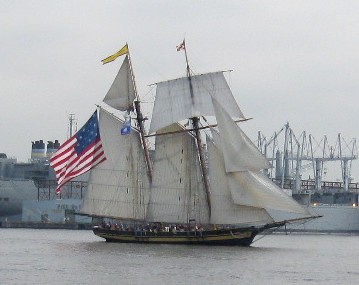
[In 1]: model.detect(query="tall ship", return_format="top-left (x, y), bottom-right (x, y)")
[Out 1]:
top-left (59, 42), bottom-right (316, 246)
top-left (257, 123), bottom-right (359, 233)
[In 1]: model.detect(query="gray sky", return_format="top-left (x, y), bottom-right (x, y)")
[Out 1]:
top-left (1, 1), bottom-right (358, 180)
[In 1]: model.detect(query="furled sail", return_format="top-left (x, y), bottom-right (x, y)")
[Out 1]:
top-left (146, 124), bottom-right (209, 224)
top-left (207, 137), bottom-right (274, 225)
top-left (103, 55), bottom-right (136, 111)
top-left (81, 109), bottom-right (150, 220)
top-left (149, 72), bottom-right (245, 133)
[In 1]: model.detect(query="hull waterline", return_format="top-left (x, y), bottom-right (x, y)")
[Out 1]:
top-left (92, 222), bottom-right (285, 246)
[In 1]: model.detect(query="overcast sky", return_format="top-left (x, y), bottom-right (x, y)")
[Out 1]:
top-left (1, 1), bottom-right (358, 180)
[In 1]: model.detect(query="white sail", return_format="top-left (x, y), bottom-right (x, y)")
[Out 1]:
top-left (149, 72), bottom-right (245, 133)
top-left (146, 124), bottom-right (209, 224)
top-left (207, 137), bottom-right (274, 225)
top-left (210, 102), bottom-right (310, 216)
top-left (103, 56), bottom-right (136, 111)
top-left (212, 98), bottom-right (272, 172)
top-left (81, 109), bottom-right (150, 220)
top-left (227, 171), bottom-right (310, 215)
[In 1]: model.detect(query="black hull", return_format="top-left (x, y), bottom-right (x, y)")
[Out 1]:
top-left (93, 226), bottom-right (269, 246)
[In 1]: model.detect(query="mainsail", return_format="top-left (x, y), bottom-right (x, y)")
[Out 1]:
top-left (146, 124), bottom-right (209, 224)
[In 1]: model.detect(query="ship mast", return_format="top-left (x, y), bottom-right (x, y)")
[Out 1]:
top-left (68, 113), bottom-right (77, 138)
top-left (127, 47), bottom-right (153, 182)
top-left (181, 40), bottom-right (212, 217)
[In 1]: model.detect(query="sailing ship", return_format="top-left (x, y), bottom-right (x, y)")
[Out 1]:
top-left (79, 42), bottom-right (315, 246)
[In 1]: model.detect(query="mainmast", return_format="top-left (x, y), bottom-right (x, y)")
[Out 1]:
top-left (181, 40), bottom-right (212, 217)
top-left (127, 48), bottom-right (153, 182)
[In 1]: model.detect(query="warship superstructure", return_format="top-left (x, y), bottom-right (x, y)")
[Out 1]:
top-left (0, 140), bottom-right (58, 220)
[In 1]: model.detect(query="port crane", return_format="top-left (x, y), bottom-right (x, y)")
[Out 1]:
top-left (257, 123), bottom-right (358, 192)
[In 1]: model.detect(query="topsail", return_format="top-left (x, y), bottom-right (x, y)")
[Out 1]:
top-left (149, 72), bottom-right (245, 133)
top-left (103, 55), bottom-right (136, 111)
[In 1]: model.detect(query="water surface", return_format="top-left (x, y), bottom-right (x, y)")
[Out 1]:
top-left (1, 229), bottom-right (358, 284)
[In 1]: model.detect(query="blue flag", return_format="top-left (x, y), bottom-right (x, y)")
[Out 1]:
top-left (121, 116), bottom-right (131, 135)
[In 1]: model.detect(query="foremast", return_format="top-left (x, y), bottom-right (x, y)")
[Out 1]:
top-left (181, 40), bottom-right (212, 217)
top-left (81, 44), bottom-right (153, 222)
top-left (127, 47), bottom-right (153, 182)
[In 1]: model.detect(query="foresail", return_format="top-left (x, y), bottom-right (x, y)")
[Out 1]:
top-left (149, 72), bottom-right (244, 133)
top-left (80, 109), bottom-right (150, 220)
top-left (212, 98), bottom-right (271, 172)
top-left (146, 124), bottom-right (209, 224)
top-left (103, 56), bottom-right (136, 111)
top-left (207, 137), bottom-right (274, 225)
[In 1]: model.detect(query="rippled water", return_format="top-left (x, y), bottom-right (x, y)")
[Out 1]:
top-left (0, 229), bottom-right (358, 284)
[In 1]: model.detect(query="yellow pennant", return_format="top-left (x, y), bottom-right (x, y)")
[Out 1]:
top-left (101, 44), bottom-right (129, 64)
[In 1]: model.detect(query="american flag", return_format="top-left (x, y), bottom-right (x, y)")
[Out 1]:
top-left (50, 110), bottom-right (106, 194)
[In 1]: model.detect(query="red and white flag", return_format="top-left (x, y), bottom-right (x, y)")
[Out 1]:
top-left (50, 111), bottom-right (106, 194)
top-left (176, 40), bottom-right (185, 51)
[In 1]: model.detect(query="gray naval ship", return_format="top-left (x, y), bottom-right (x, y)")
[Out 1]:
top-left (1, 139), bottom-right (90, 227)
top-left (259, 123), bottom-right (359, 233)
top-left (0, 140), bottom-right (58, 220)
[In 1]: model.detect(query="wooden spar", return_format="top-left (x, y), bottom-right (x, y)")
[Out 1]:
top-left (191, 116), bottom-right (211, 217)
top-left (182, 39), bottom-right (212, 217)
top-left (145, 117), bottom-right (252, 138)
top-left (134, 101), bottom-right (153, 182)
top-left (283, 215), bottom-right (323, 224)
top-left (127, 46), bottom-right (153, 182)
